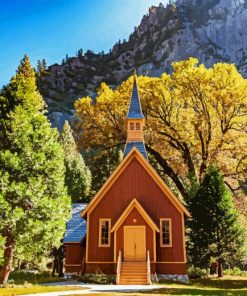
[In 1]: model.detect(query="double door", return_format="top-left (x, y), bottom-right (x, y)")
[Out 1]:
top-left (124, 226), bottom-right (146, 261)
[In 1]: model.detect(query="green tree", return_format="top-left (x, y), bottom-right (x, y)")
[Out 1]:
top-left (0, 55), bottom-right (70, 284)
top-left (0, 54), bottom-right (44, 124)
top-left (83, 147), bottom-right (123, 197)
top-left (188, 166), bottom-right (245, 268)
top-left (60, 121), bottom-right (91, 202)
top-left (37, 59), bottom-right (47, 76)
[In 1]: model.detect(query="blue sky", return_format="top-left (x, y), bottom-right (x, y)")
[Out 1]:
top-left (0, 0), bottom-right (168, 87)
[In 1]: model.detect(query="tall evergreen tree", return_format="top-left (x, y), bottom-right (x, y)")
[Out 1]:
top-left (37, 59), bottom-right (47, 76)
top-left (188, 166), bottom-right (245, 268)
top-left (0, 55), bottom-right (70, 284)
top-left (60, 121), bottom-right (91, 202)
top-left (0, 54), bottom-right (44, 123)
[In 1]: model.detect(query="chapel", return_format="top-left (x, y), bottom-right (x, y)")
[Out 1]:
top-left (64, 75), bottom-right (190, 284)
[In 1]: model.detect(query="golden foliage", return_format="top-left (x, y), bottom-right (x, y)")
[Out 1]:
top-left (74, 58), bottom-right (247, 201)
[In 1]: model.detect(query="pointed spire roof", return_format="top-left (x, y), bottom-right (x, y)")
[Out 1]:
top-left (124, 72), bottom-right (147, 160)
top-left (126, 75), bottom-right (145, 119)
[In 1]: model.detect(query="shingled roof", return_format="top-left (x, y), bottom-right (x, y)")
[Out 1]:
top-left (124, 141), bottom-right (147, 159)
top-left (126, 76), bottom-right (145, 119)
top-left (63, 203), bottom-right (87, 243)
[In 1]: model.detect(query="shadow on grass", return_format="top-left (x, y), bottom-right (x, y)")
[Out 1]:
top-left (9, 271), bottom-right (63, 285)
top-left (190, 278), bottom-right (247, 289)
top-left (59, 290), bottom-right (247, 296)
top-left (66, 278), bottom-right (247, 296)
top-left (144, 287), bottom-right (247, 295)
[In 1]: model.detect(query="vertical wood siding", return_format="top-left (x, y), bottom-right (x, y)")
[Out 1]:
top-left (65, 243), bottom-right (84, 273)
top-left (87, 157), bottom-right (186, 274)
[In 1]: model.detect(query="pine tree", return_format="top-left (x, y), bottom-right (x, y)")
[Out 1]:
top-left (42, 59), bottom-right (47, 70)
top-left (60, 121), bottom-right (91, 202)
top-left (0, 55), bottom-right (70, 284)
top-left (77, 49), bottom-right (83, 58)
top-left (188, 166), bottom-right (245, 268)
top-left (1, 54), bottom-right (44, 114)
top-left (37, 59), bottom-right (47, 76)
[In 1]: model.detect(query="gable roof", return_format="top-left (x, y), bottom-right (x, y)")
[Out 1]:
top-left (64, 203), bottom-right (87, 243)
top-left (82, 147), bottom-right (190, 218)
top-left (124, 141), bottom-right (147, 159)
top-left (111, 198), bottom-right (159, 233)
top-left (126, 76), bottom-right (145, 119)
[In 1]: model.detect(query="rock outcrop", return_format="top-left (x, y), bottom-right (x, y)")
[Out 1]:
top-left (38, 0), bottom-right (247, 128)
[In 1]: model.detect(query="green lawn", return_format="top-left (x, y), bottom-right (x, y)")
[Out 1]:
top-left (8, 271), bottom-right (64, 285)
top-left (0, 271), bottom-right (85, 296)
top-left (1, 275), bottom-right (246, 296)
top-left (65, 276), bottom-right (247, 296)
top-left (0, 286), bottom-right (84, 296)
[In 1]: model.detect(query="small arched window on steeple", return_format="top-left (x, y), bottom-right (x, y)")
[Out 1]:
top-left (136, 122), bottom-right (141, 130)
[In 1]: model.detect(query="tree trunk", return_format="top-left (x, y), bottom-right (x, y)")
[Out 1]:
top-left (146, 145), bottom-right (190, 201)
top-left (0, 236), bottom-right (15, 285)
top-left (217, 258), bottom-right (224, 278)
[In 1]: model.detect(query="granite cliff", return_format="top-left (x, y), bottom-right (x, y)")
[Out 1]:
top-left (37, 0), bottom-right (247, 129)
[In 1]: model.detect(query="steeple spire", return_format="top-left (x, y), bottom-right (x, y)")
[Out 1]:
top-left (123, 74), bottom-right (148, 159)
top-left (126, 73), bottom-right (145, 119)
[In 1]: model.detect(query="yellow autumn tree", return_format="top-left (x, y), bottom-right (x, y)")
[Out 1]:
top-left (75, 58), bottom-right (247, 207)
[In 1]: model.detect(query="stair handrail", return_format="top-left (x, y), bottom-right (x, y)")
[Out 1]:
top-left (116, 250), bottom-right (122, 285)
top-left (147, 250), bottom-right (151, 284)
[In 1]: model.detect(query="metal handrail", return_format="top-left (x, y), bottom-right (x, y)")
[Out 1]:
top-left (147, 250), bottom-right (151, 284)
top-left (116, 250), bottom-right (122, 285)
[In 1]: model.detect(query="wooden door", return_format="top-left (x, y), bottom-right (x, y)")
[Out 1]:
top-left (124, 226), bottom-right (146, 261)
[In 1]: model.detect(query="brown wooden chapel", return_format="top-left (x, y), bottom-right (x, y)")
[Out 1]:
top-left (64, 75), bottom-right (190, 284)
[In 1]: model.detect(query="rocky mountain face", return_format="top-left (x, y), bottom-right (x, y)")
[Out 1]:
top-left (37, 0), bottom-right (247, 129)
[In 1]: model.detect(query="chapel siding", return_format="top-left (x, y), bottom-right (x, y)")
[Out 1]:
top-left (87, 158), bottom-right (185, 264)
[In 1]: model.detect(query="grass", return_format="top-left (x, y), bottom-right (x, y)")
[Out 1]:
top-left (64, 276), bottom-right (247, 296)
top-left (0, 271), bottom-right (86, 296)
top-left (8, 271), bottom-right (64, 285)
top-left (1, 273), bottom-right (246, 296)
top-left (0, 285), bottom-right (84, 296)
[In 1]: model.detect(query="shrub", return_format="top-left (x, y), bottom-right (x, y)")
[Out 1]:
top-left (187, 266), bottom-right (208, 278)
top-left (224, 267), bottom-right (247, 277)
top-left (78, 273), bottom-right (115, 284)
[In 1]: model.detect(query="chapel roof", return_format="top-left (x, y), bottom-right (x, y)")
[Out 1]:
top-left (126, 75), bottom-right (145, 119)
top-left (64, 203), bottom-right (87, 243)
top-left (124, 141), bottom-right (147, 159)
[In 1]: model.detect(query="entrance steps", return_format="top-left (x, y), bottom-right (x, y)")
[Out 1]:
top-left (119, 262), bottom-right (149, 285)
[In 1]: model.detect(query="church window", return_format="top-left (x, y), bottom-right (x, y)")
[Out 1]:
top-left (99, 219), bottom-right (111, 247)
top-left (136, 122), bottom-right (141, 130)
top-left (130, 122), bottom-right (135, 130)
top-left (160, 219), bottom-right (172, 247)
